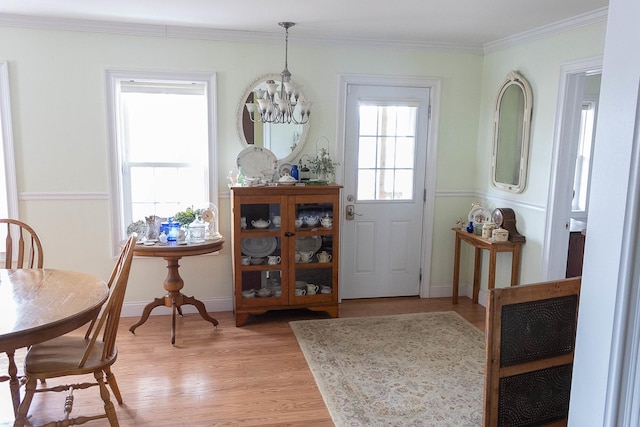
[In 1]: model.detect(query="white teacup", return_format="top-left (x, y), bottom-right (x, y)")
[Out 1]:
top-left (306, 283), bottom-right (319, 295)
top-left (295, 218), bottom-right (303, 228)
top-left (267, 255), bottom-right (281, 265)
top-left (272, 215), bottom-right (281, 227)
top-left (240, 216), bottom-right (247, 229)
top-left (241, 256), bottom-right (251, 265)
top-left (317, 251), bottom-right (332, 263)
top-left (320, 285), bottom-right (332, 294)
top-left (295, 288), bottom-right (307, 296)
top-left (299, 251), bottom-right (314, 263)
top-left (295, 252), bottom-right (301, 263)
top-left (242, 289), bottom-right (256, 298)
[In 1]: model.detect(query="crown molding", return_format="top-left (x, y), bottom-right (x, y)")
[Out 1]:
top-left (0, 12), bottom-right (483, 54)
top-left (0, 13), bottom-right (167, 37)
top-left (0, 8), bottom-right (607, 56)
top-left (484, 7), bottom-right (608, 54)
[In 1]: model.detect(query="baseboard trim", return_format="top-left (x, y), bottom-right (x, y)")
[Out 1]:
top-left (121, 296), bottom-right (234, 318)
top-left (120, 290), bottom-right (486, 318)
top-left (429, 283), bottom-right (471, 298)
top-left (429, 283), bottom-right (488, 307)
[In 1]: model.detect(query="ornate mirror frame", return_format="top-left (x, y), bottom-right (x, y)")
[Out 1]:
top-left (490, 70), bottom-right (533, 193)
top-left (236, 73), bottom-right (310, 164)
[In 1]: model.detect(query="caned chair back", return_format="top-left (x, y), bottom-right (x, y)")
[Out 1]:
top-left (80, 234), bottom-right (136, 366)
top-left (0, 218), bottom-right (43, 268)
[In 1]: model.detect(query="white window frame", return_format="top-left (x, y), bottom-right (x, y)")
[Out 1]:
top-left (0, 60), bottom-right (19, 220)
top-left (571, 99), bottom-right (597, 220)
top-left (105, 69), bottom-right (218, 255)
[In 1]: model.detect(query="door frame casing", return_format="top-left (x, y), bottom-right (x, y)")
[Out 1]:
top-left (542, 56), bottom-right (603, 280)
top-left (336, 74), bottom-right (441, 298)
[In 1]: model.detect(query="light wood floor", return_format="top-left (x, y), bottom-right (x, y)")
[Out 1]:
top-left (0, 297), bottom-right (485, 426)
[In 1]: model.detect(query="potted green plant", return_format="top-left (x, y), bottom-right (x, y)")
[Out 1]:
top-left (174, 206), bottom-right (201, 226)
top-left (309, 148), bottom-right (339, 182)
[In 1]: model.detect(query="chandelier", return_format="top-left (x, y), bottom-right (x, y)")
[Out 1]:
top-left (245, 22), bottom-right (311, 125)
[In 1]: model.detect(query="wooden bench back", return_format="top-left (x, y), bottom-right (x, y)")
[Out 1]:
top-left (483, 277), bottom-right (581, 426)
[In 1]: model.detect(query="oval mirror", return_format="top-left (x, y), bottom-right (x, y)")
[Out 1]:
top-left (236, 73), bottom-right (310, 163)
top-left (490, 70), bottom-right (533, 193)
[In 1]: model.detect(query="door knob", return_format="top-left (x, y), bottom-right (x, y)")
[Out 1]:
top-left (346, 205), bottom-right (362, 220)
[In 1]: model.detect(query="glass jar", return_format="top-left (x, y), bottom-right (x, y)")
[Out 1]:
top-left (189, 215), bottom-right (206, 243)
top-left (160, 217), bottom-right (180, 241)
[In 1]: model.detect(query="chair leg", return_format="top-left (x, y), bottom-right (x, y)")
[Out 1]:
top-left (95, 370), bottom-right (119, 427)
top-left (13, 376), bottom-right (37, 427)
top-left (104, 367), bottom-right (123, 404)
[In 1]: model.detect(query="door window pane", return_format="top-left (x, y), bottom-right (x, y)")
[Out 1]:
top-left (356, 105), bottom-right (417, 201)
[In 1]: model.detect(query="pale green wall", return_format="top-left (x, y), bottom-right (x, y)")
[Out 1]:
top-left (0, 24), bottom-right (484, 311)
top-left (0, 19), bottom-right (608, 312)
top-left (467, 22), bottom-right (606, 299)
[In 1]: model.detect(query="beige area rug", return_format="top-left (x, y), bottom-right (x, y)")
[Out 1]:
top-left (290, 311), bottom-right (485, 426)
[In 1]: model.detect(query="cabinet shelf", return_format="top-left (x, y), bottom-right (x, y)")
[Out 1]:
top-left (230, 185), bottom-right (341, 326)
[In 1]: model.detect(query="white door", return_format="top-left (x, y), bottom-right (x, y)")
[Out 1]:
top-left (340, 84), bottom-right (431, 299)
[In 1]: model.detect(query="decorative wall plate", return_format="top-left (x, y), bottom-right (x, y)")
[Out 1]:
top-left (236, 146), bottom-right (277, 178)
top-left (278, 162), bottom-right (293, 177)
top-left (468, 206), bottom-right (492, 224)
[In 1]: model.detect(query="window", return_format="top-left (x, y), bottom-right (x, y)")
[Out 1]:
top-left (572, 101), bottom-right (596, 217)
top-left (357, 104), bottom-right (417, 201)
top-left (0, 61), bottom-right (18, 220)
top-left (106, 70), bottom-right (217, 248)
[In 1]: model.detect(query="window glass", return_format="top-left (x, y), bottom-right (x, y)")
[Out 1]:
top-left (356, 105), bottom-right (417, 201)
top-left (106, 71), bottom-right (217, 242)
top-left (572, 102), bottom-right (596, 215)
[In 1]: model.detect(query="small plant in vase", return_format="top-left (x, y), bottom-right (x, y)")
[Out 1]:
top-left (310, 148), bottom-right (339, 182)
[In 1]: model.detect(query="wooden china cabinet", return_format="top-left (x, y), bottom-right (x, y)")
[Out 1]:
top-left (230, 184), bottom-right (341, 326)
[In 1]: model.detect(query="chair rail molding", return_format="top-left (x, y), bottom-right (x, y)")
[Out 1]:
top-left (19, 192), bottom-right (110, 201)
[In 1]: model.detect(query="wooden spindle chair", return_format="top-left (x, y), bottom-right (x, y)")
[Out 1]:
top-left (13, 234), bottom-right (137, 427)
top-left (0, 218), bottom-right (44, 269)
top-left (0, 219), bottom-right (44, 415)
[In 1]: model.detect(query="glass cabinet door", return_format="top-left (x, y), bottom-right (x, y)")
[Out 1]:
top-left (291, 194), bottom-right (337, 302)
top-left (236, 196), bottom-right (286, 305)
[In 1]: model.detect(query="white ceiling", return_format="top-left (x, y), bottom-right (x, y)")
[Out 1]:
top-left (0, 0), bottom-right (609, 48)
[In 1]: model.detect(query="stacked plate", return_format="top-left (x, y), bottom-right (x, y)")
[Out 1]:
top-left (241, 237), bottom-right (277, 257)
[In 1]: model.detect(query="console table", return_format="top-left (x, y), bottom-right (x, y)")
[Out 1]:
top-left (451, 228), bottom-right (524, 304)
top-left (129, 237), bottom-right (224, 345)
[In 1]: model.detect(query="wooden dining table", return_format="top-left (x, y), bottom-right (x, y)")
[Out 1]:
top-left (0, 268), bottom-right (108, 417)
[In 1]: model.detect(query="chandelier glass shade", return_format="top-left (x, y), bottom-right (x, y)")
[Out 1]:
top-left (245, 22), bottom-right (311, 125)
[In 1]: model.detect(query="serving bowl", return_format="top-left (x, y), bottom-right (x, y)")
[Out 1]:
top-left (251, 219), bottom-right (270, 229)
